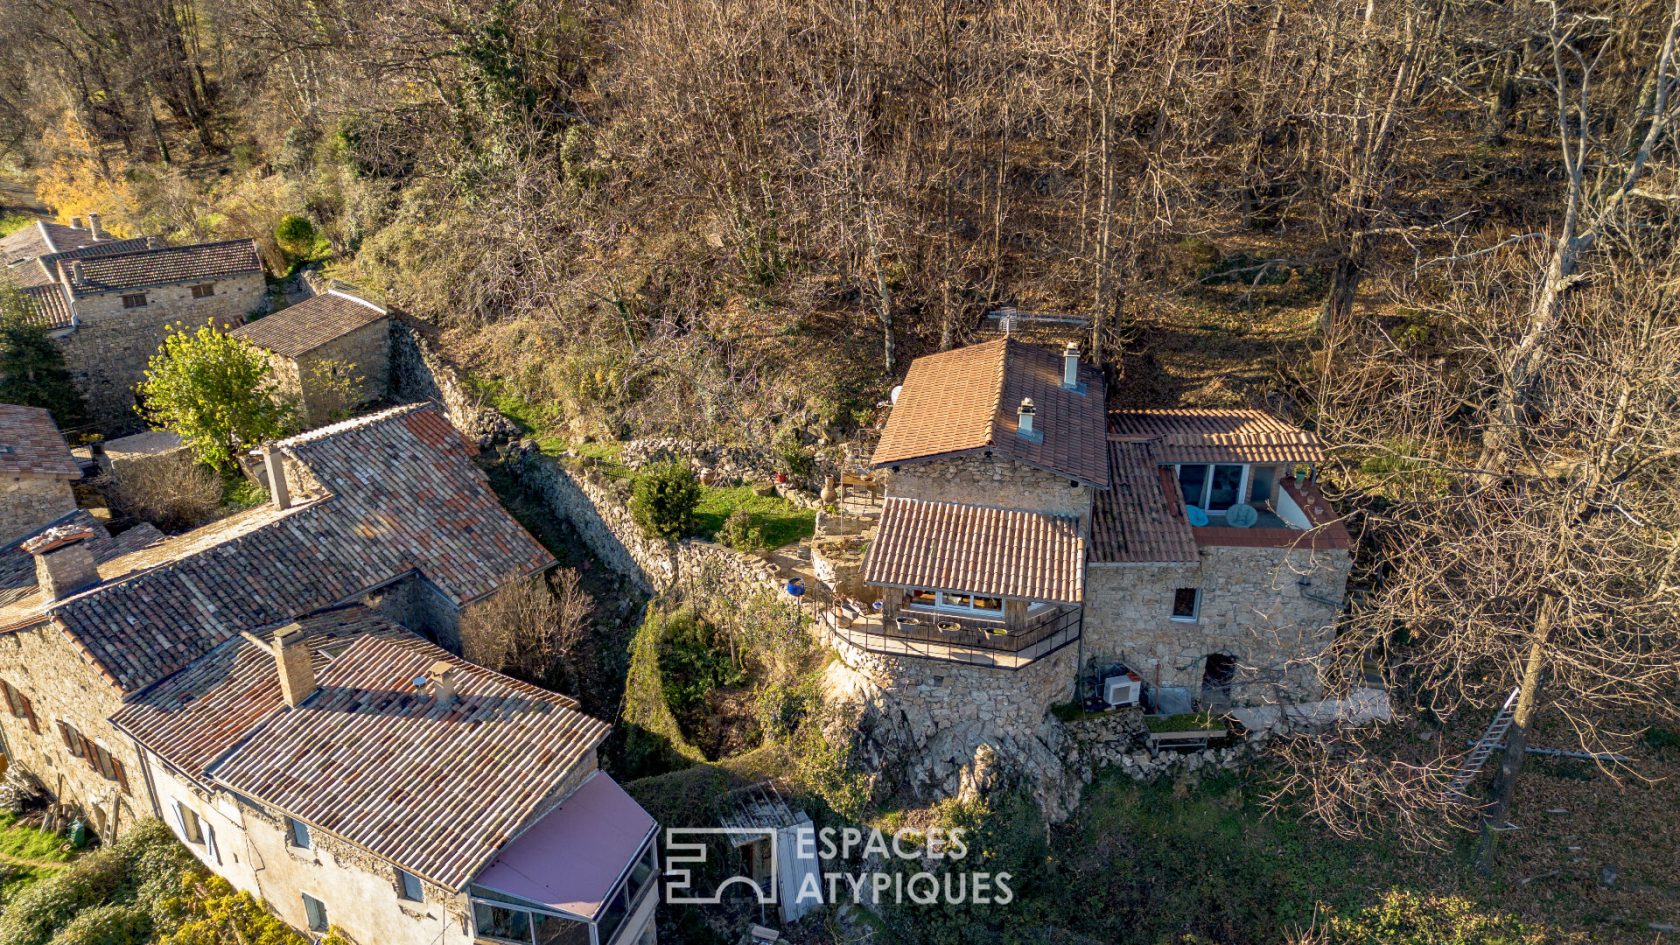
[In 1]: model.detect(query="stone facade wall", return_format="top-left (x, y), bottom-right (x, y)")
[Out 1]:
top-left (0, 476), bottom-right (75, 543)
top-left (146, 757), bottom-right (262, 893)
top-left (59, 271), bottom-right (267, 431)
top-left (883, 454), bottom-right (1091, 518)
top-left (1083, 544), bottom-right (1351, 703)
top-left (0, 621), bottom-right (148, 836)
top-left (366, 575), bottom-right (466, 654)
top-left (268, 317), bottom-right (392, 428)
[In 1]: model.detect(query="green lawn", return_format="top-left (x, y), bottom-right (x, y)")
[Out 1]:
top-left (0, 811), bottom-right (75, 901)
top-left (694, 485), bottom-right (816, 551)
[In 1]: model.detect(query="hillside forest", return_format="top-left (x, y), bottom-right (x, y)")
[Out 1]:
top-left (3, 0), bottom-right (1680, 942)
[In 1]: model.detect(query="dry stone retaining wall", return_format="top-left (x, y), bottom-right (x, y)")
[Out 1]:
top-left (388, 320), bottom-right (515, 448)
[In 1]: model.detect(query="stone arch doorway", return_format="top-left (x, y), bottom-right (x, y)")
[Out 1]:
top-left (1200, 653), bottom-right (1238, 709)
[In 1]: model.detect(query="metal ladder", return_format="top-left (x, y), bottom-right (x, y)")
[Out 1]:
top-left (1446, 687), bottom-right (1521, 799)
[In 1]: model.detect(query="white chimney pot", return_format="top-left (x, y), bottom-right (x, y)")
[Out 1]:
top-left (1063, 343), bottom-right (1081, 389)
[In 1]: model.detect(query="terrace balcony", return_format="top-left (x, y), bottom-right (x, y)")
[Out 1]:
top-left (1189, 477), bottom-right (1352, 553)
top-left (825, 601), bottom-right (1082, 669)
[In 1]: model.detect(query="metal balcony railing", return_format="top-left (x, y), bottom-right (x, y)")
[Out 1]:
top-left (826, 604), bottom-right (1082, 670)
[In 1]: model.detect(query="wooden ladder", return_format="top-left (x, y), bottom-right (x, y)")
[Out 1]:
top-left (1446, 687), bottom-right (1521, 799)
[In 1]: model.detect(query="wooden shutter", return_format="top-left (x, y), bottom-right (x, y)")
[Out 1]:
top-left (111, 757), bottom-right (130, 794)
top-left (18, 693), bottom-right (38, 733)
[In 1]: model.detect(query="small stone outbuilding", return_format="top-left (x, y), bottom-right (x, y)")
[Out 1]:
top-left (2, 218), bottom-right (267, 429)
top-left (0, 404), bottom-right (82, 541)
top-left (231, 290), bottom-right (391, 428)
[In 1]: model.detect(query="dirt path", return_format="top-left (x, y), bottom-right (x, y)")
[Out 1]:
top-left (0, 848), bottom-right (70, 871)
top-left (0, 171), bottom-right (44, 215)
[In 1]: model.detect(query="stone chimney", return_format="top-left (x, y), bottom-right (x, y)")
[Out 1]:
top-left (22, 525), bottom-right (100, 602)
top-left (1017, 398), bottom-right (1037, 438)
top-left (1062, 343), bottom-right (1081, 390)
top-left (70, 216), bottom-right (83, 230)
top-left (274, 623), bottom-right (316, 708)
top-left (263, 445), bottom-right (292, 510)
top-left (426, 661), bottom-right (459, 707)
top-left (67, 260), bottom-right (83, 285)
top-left (86, 213), bottom-right (103, 241)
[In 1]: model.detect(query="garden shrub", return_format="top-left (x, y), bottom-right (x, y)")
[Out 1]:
top-left (47, 903), bottom-right (152, 945)
top-left (658, 611), bottom-right (745, 720)
top-left (716, 507), bottom-right (763, 552)
top-left (630, 461), bottom-right (699, 539)
top-left (153, 875), bottom-right (305, 945)
top-left (274, 214), bottom-right (321, 261)
top-left (110, 459), bottom-right (224, 532)
top-left (0, 848), bottom-right (130, 945)
top-left (1323, 890), bottom-right (1548, 945)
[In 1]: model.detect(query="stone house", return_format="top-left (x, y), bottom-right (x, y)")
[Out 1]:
top-left (0, 404), bottom-right (81, 542)
top-left (231, 289), bottom-right (392, 428)
top-left (830, 337), bottom-right (1350, 721)
top-left (0, 403), bottom-right (658, 945)
top-left (1, 216), bottom-right (266, 430)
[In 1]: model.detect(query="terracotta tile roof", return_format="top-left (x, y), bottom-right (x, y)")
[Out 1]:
top-left (65, 239), bottom-right (262, 295)
top-left (1107, 408), bottom-right (1324, 465)
top-left (203, 625), bottom-right (608, 889)
top-left (9, 260), bottom-right (57, 288)
top-left (111, 606), bottom-right (413, 778)
top-left (0, 511), bottom-right (161, 605)
top-left (1, 404), bottom-right (554, 693)
top-left (19, 284), bottom-right (73, 329)
top-left (872, 339), bottom-right (1109, 486)
top-left (864, 496), bottom-right (1085, 603)
top-left (231, 291), bottom-right (387, 358)
top-left (0, 405), bottom-right (82, 480)
top-left (0, 221), bottom-right (100, 266)
top-left (1089, 441), bottom-right (1198, 564)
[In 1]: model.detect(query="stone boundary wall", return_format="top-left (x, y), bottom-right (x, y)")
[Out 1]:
top-left (387, 319), bottom-right (514, 447)
top-left (501, 444), bottom-right (784, 605)
top-left (386, 318), bottom-right (799, 609)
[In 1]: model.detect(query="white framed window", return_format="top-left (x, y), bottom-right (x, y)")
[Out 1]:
top-left (286, 816), bottom-right (312, 850)
top-left (905, 589), bottom-right (1006, 616)
top-left (1171, 588), bottom-right (1201, 623)
top-left (174, 802), bottom-right (205, 845)
top-left (397, 867), bottom-right (423, 902)
top-left (302, 892), bottom-right (328, 932)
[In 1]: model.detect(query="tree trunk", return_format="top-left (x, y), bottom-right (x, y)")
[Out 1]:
top-left (1476, 608), bottom-right (1552, 871)
top-left (1484, 46), bottom-right (1522, 145)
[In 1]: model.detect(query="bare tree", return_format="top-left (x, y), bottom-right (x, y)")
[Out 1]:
top-left (461, 569), bottom-right (593, 692)
top-left (1278, 227), bottom-right (1680, 866)
top-left (1481, 0), bottom-right (1680, 469)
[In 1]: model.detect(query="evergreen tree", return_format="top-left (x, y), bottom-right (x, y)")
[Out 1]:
top-left (0, 277), bottom-right (89, 433)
